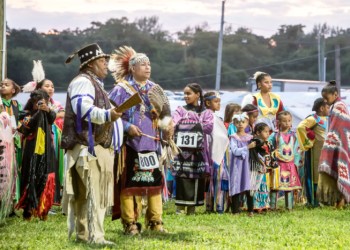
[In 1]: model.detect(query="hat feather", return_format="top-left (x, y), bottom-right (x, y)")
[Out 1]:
top-left (65, 53), bottom-right (76, 64)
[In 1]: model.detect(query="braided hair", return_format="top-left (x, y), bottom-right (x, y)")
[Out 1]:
top-left (35, 79), bottom-right (51, 90)
top-left (186, 83), bottom-right (205, 111)
top-left (253, 122), bottom-right (269, 135)
top-left (253, 71), bottom-right (270, 90)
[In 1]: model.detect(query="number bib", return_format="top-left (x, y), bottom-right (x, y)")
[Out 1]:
top-left (176, 132), bottom-right (198, 148)
top-left (138, 152), bottom-right (159, 170)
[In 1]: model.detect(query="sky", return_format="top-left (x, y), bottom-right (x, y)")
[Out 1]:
top-left (6, 0), bottom-right (350, 38)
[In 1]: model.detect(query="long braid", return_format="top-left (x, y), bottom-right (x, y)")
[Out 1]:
top-left (199, 90), bottom-right (204, 112)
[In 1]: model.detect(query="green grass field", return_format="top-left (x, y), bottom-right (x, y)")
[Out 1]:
top-left (1, 201), bottom-right (349, 250)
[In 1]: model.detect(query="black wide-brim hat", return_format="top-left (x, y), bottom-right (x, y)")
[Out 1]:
top-left (65, 43), bottom-right (110, 69)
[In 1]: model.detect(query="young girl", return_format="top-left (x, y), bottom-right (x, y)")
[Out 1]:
top-left (296, 98), bottom-right (329, 207)
top-left (318, 81), bottom-right (350, 207)
top-left (172, 83), bottom-right (214, 215)
top-left (23, 61), bottom-right (65, 205)
top-left (242, 71), bottom-right (284, 132)
top-left (35, 79), bottom-right (64, 204)
top-left (268, 111), bottom-right (302, 210)
top-left (223, 103), bottom-right (241, 136)
top-left (229, 112), bottom-right (256, 216)
top-left (250, 122), bottom-right (276, 212)
top-left (204, 91), bottom-right (229, 213)
top-left (0, 98), bottom-right (17, 221)
top-left (0, 78), bottom-right (22, 204)
top-left (16, 89), bottom-right (56, 221)
top-left (241, 104), bottom-right (259, 134)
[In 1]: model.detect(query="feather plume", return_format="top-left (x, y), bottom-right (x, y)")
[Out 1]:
top-left (22, 81), bottom-right (37, 93)
top-left (109, 46), bottom-right (136, 81)
top-left (253, 71), bottom-right (266, 80)
top-left (148, 84), bottom-right (171, 120)
top-left (148, 84), bottom-right (179, 164)
top-left (32, 60), bottom-right (45, 83)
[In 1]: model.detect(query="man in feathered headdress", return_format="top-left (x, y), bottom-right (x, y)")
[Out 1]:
top-left (109, 46), bottom-right (168, 235)
top-left (61, 43), bottom-right (122, 245)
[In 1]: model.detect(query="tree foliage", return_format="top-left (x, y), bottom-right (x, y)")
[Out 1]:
top-left (6, 18), bottom-right (350, 91)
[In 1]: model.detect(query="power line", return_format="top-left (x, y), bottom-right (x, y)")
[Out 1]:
top-left (158, 45), bottom-right (350, 83)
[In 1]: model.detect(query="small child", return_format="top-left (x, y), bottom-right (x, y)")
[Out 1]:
top-left (223, 103), bottom-right (241, 136)
top-left (250, 122), bottom-right (277, 212)
top-left (204, 91), bottom-right (229, 213)
top-left (241, 104), bottom-right (259, 134)
top-left (229, 112), bottom-right (256, 216)
top-left (268, 111), bottom-right (302, 210)
top-left (296, 98), bottom-right (329, 207)
top-left (223, 103), bottom-right (241, 212)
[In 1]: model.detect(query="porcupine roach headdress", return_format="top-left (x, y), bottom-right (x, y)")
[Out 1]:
top-left (22, 60), bottom-right (46, 93)
top-left (109, 46), bottom-right (149, 82)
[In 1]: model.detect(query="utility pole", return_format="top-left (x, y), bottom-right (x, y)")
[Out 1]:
top-left (0, 0), bottom-right (6, 80)
top-left (323, 57), bottom-right (327, 82)
top-left (335, 44), bottom-right (341, 96)
top-left (215, 0), bottom-right (225, 91)
top-left (317, 34), bottom-right (325, 82)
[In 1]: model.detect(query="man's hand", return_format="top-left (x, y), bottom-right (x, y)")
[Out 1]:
top-left (110, 109), bottom-right (122, 122)
top-left (127, 124), bottom-right (142, 137)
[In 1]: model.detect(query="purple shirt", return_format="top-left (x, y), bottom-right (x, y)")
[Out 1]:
top-left (172, 105), bottom-right (214, 174)
top-left (109, 77), bottom-right (158, 152)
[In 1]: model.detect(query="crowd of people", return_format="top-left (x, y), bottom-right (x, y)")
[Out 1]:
top-left (0, 42), bottom-right (350, 245)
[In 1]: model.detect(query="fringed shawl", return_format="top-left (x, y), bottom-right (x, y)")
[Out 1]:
top-left (319, 99), bottom-right (350, 202)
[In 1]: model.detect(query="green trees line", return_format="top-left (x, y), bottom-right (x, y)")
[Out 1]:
top-left (6, 17), bottom-right (350, 91)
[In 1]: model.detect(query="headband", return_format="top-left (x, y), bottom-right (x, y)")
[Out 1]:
top-left (246, 108), bottom-right (258, 114)
top-left (204, 92), bottom-right (221, 101)
top-left (129, 53), bottom-right (150, 70)
top-left (232, 112), bottom-right (248, 122)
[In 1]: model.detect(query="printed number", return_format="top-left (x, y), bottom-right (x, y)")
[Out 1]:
top-left (181, 135), bottom-right (195, 146)
top-left (176, 132), bottom-right (198, 148)
top-left (138, 152), bottom-right (159, 170)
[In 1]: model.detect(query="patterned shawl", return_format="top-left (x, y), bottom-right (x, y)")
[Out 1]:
top-left (319, 98), bottom-right (350, 202)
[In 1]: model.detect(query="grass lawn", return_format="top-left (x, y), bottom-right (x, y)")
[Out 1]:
top-left (1, 201), bottom-right (349, 250)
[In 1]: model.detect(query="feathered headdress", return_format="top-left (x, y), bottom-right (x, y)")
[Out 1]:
top-left (108, 46), bottom-right (136, 81)
top-left (22, 60), bottom-right (45, 93)
top-left (108, 46), bottom-right (150, 82)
